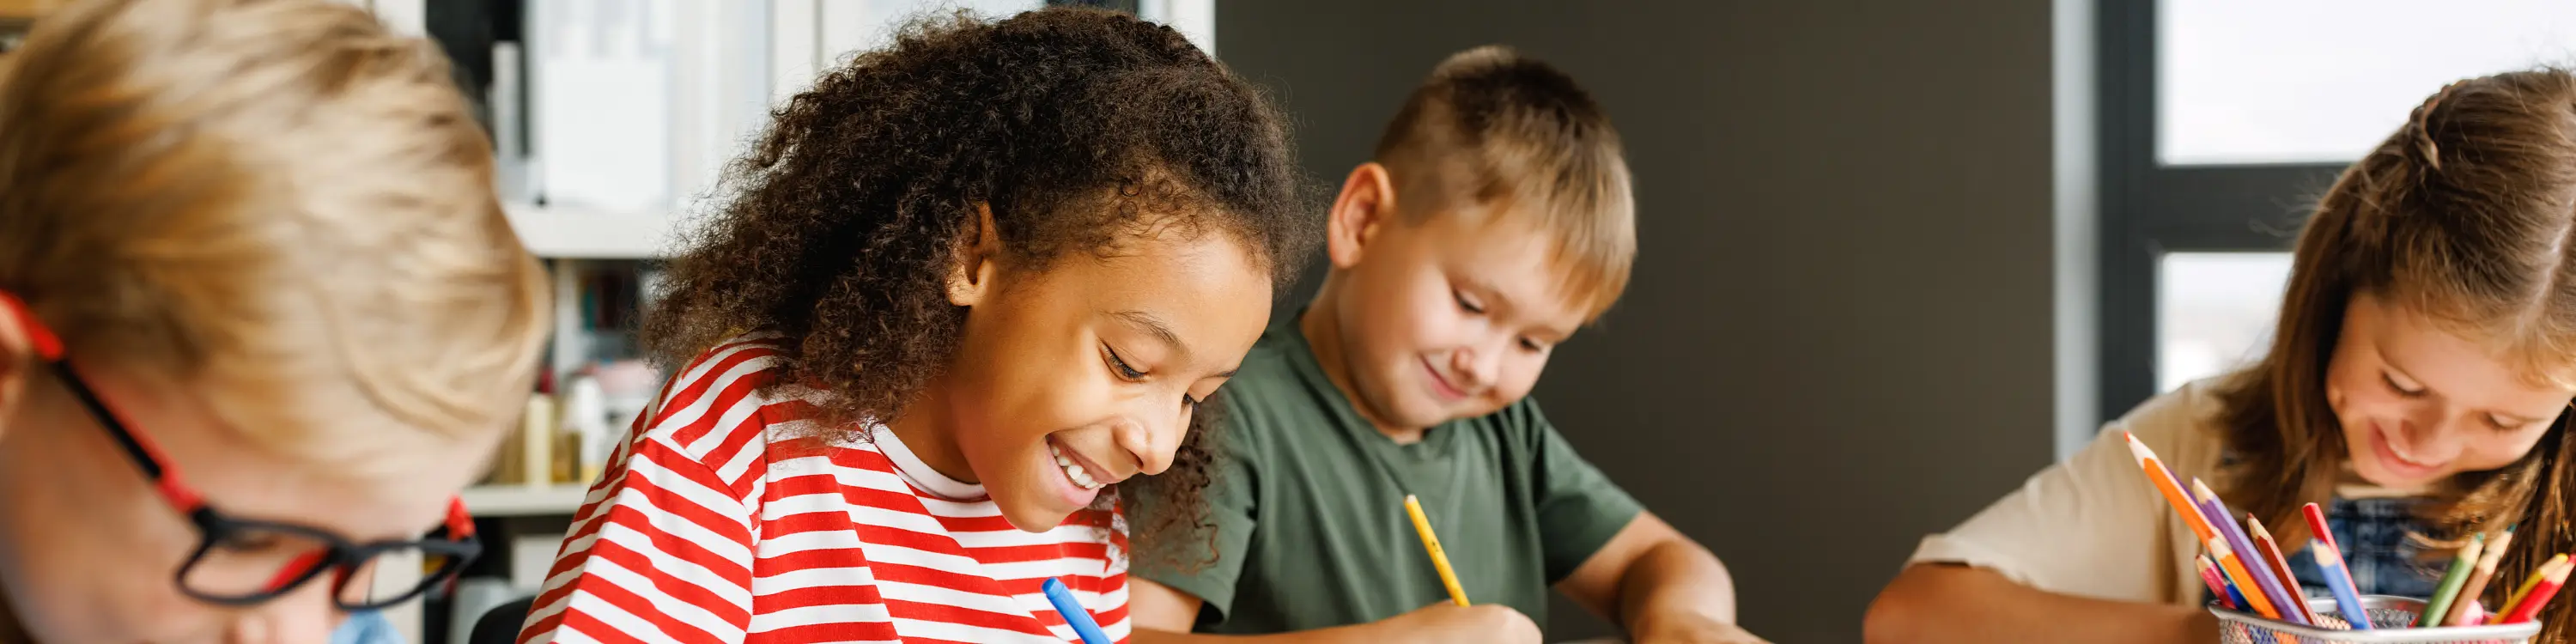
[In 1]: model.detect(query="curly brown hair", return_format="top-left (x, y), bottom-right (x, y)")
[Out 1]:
top-left (644, 8), bottom-right (1311, 559)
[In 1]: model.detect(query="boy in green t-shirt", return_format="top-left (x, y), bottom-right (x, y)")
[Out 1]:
top-left (1130, 46), bottom-right (1765, 644)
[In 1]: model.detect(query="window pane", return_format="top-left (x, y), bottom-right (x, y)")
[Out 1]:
top-left (2159, 252), bottom-right (2293, 392)
top-left (2159, 0), bottom-right (2576, 165)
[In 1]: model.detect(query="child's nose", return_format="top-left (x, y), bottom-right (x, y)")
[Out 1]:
top-left (1451, 343), bottom-right (1504, 389)
top-left (225, 592), bottom-right (337, 644)
top-left (1115, 415), bottom-right (1173, 477)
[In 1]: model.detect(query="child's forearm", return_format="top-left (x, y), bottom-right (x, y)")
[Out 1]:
top-left (1864, 564), bottom-right (2215, 644)
top-left (1132, 625), bottom-right (1382, 644)
top-left (1131, 600), bottom-right (1540, 644)
top-left (1615, 538), bottom-right (1747, 639)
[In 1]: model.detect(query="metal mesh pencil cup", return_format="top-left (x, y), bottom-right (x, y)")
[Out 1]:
top-left (2213, 595), bottom-right (2543, 644)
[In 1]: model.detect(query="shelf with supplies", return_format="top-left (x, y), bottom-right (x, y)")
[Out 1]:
top-left (459, 483), bottom-right (592, 517)
top-left (475, 259), bottom-right (664, 513)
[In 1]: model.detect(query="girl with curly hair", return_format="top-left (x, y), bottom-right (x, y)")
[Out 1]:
top-left (517, 7), bottom-right (1314, 643)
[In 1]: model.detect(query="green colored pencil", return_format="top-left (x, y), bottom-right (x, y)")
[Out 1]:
top-left (2419, 533), bottom-right (2487, 627)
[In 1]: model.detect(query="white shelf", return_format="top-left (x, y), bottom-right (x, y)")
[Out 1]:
top-left (503, 202), bottom-right (678, 259)
top-left (460, 484), bottom-right (592, 517)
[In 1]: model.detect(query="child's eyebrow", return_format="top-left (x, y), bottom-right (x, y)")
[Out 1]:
top-left (1113, 310), bottom-right (1191, 365)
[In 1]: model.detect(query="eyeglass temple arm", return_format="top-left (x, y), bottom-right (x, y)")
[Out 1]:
top-left (0, 290), bottom-right (62, 361)
top-left (3, 290), bottom-right (204, 512)
top-left (11, 292), bottom-right (474, 543)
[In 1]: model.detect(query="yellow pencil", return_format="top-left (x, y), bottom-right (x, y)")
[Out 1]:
top-left (1403, 494), bottom-right (1469, 606)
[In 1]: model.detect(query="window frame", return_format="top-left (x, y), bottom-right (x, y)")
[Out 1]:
top-left (2095, 0), bottom-right (2350, 421)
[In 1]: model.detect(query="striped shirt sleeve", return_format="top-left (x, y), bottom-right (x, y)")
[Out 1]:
top-left (519, 341), bottom-right (780, 644)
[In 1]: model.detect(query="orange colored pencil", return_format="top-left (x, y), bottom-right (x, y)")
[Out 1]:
top-left (2209, 536), bottom-right (2283, 621)
top-left (2125, 432), bottom-right (2216, 544)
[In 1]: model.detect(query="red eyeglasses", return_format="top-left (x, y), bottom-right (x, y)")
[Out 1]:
top-left (0, 290), bottom-right (479, 610)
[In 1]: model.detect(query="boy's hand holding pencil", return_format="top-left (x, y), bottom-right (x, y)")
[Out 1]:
top-left (1388, 495), bottom-right (1542, 643)
top-left (1372, 602), bottom-right (1541, 644)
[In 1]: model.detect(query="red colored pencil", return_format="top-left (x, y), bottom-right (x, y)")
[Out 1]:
top-left (2249, 517), bottom-right (2319, 625)
top-left (2498, 557), bottom-right (2571, 624)
top-left (2301, 502), bottom-right (2336, 552)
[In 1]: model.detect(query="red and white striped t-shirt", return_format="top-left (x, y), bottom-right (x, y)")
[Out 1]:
top-left (517, 337), bottom-right (1131, 644)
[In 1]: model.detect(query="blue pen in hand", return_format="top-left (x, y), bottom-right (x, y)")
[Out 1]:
top-left (1043, 577), bottom-right (1112, 644)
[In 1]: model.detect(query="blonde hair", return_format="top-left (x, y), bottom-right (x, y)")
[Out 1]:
top-left (2215, 69), bottom-right (2576, 643)
top-left (1374, 46), bottom-right (1636, 320)
top-left (0, 0), bottom-right (549, 466)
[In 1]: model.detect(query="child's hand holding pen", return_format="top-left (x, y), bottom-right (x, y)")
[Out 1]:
top-left (1371, 601), bottom-right (1541, 644)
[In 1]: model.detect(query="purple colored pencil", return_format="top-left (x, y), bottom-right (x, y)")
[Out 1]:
top-left (2193, 479), bottom-right (2306, 625)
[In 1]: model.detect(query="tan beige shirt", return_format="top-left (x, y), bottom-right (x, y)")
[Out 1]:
top-left (1909, 379), bottom-right (2413, 605)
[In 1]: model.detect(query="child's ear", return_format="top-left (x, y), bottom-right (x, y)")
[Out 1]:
top-left (1325, 162), bottom-right (1400, 270)
top-left (945, 203), bottom-right (1007, 307)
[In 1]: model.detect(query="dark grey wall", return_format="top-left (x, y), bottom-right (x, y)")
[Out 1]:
top-left (1218, 2), bottom-right (2064, 641)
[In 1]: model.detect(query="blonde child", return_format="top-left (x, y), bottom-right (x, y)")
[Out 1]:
top-left (1127, 46), bottom-right (1764, 644)
top-left (0, 0), bottom-right (550, 641)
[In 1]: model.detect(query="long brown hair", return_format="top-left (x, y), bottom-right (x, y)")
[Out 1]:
top-left (2215, 69), bottom-right (2576, 641)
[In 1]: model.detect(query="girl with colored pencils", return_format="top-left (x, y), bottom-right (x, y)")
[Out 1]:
top-left (1866, 69), bottom-right (2576, 644)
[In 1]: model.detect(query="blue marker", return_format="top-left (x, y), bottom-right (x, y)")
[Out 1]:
top-left (1042, 577), bottom-right (1112, 644)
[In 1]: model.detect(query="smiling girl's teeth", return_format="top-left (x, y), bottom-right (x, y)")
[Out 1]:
top-left (1049, 442), bottom-right (1105, 490)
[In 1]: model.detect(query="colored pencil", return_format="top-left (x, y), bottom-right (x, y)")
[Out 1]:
top-left (2483, 554), bottom-right (2566, 623)
top-left (2418, 533), bottom-right (2485, 627)
top-left (2498, 557), bottom-right (2572, 624)
top-left (2302, 502), bottom-right (2337, 552)
top-left (2195, 479), bottom-right (2304, 624)
top-left (1041, 578), bottom-right (1111, 644)
top-left (2248, 516), bottom-right (2319, 625)
top-left (2124, 432), bottom-right (2218, 544)
top-left (2210, 536), bottom-right (2284, 621)
top-left (2198, 554), bottom-right (2238, 610)
top-left (1403, 495), bottom-right (1470, 606)
top-left (2494, 554), bottom-right (2570, 626)
top-left (2445, 527), bottom-right (2514, 626)
top-left (2310, 541), bottom-right (2374, 630)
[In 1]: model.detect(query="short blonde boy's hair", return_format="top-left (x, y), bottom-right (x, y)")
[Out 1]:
top-left (1375, 46), bottom-right (1636, 320)
top-left (0, 0), bottom-right (549, 465)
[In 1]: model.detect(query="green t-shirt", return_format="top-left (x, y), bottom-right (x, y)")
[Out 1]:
top-left (1133, 316), bottom-right (1644, 634)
